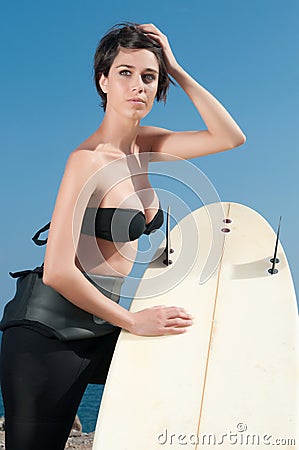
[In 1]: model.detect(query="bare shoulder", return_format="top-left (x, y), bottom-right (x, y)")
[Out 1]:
top-left (55, 148), bottom-right (110, 207)
top-left (137, 126), bottom-right (172, 160)
top-left (138, 125), bottom-right (171, 143)
top-left (67, 147), bottom-right (105, 170)
top-left (65, 144), bottom-right (130, 198)
top-left (64, 147), bottom-right (110, 183)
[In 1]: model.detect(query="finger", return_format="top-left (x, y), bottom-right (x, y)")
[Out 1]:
top-left (143, 32), bottom-right (161, 39)
top-left (138, 24), bottom-right (165, 39)
top-left (164, 306), bottom-right (193, 319)
top-left (164, 318), bottom-right (193, 328)
top-left (141, 32), bottom-right (163, 46)
top-left (163, 327), bottom-right (188, 335)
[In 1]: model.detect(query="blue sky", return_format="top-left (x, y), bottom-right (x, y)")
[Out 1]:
top-left (0, 0), bottom-right (298, 312)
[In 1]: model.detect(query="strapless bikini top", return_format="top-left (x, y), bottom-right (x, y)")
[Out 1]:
top-left (80, 203), bottom-right (164, 242)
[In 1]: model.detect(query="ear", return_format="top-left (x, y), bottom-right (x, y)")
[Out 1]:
top-left (99, 73), bottom-right (108, 94)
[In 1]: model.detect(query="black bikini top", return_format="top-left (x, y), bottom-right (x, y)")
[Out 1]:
top-left (80, 203), bottom-right (164, 242)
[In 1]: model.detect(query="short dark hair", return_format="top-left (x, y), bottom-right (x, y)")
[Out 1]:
top-left (93, 22), bottom-right (172, 110)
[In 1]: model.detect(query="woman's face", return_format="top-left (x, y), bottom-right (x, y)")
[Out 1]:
top-left (99, 47), bottom-right (159, 120)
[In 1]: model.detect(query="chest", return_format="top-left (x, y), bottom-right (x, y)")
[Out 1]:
top-left (89, 153), bottom-right (157, 212)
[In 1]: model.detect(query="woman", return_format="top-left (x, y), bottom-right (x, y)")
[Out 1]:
top-left (0, 23), bottom-right (246, 449)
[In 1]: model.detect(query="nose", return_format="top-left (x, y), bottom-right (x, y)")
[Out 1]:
top-left (131, 75), bottom-right (144, 93)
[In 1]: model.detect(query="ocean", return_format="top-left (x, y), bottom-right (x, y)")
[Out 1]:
top-left (0, 334), bottom-right (105, 433)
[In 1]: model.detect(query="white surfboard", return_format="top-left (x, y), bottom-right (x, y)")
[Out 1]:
top-left (92, 202), bottom-right (298, 450)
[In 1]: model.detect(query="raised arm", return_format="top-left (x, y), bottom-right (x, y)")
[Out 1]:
top-left (138, 24), bottom-right (246, 162)
top-left (43, 150), bottom-right (193, 336)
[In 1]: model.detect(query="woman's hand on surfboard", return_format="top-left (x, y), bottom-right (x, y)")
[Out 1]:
top-left (137, 23), bottom-right (180, 76)
top-left (128, 306), bottom-right (193, 336)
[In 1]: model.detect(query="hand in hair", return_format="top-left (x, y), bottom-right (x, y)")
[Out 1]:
top-left (138, 24), bottom-right (180, 77)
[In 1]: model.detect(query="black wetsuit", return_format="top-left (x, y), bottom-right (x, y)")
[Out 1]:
top-left (0, 205), bottom-right (164, 449)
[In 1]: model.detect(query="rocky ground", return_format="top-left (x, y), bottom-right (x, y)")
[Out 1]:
top-left (64, 430), bottom-right (95, 449)
top-left (0, 416), bottom-right (95, 449)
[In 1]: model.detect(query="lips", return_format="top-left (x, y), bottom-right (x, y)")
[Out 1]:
top-left (128, 98), bottom-right (145, 104)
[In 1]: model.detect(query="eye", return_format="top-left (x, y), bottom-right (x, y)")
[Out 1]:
top-left (143, 73), bottom-right (156, 83)
top-left (119, 70), bottom-right (131, 76)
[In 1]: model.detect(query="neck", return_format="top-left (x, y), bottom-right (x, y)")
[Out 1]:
top-left (96, 109), bottom-right (141, 155)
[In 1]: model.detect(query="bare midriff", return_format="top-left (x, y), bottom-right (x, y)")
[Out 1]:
top-left (75, 235), bottom-right (139, 277)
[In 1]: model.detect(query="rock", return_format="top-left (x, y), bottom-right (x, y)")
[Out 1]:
top-left (0, 420), bottom-right (5, 448)
top-left (65, 431), bottom-right (95, 449)
top-left (65, 415), bottom-right (94, 449)
top-left (0, 431), bottom-right (5, 449)
top-left (71, 415), bottom-right (83, 434)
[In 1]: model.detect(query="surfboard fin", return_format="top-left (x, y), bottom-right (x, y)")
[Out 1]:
top-left (268, 216), bottom-right (282, 275)
top-left (163, 206), bottom-right (174, 266)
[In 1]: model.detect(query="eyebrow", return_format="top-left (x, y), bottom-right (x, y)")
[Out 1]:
top-left (115, 64), bottom-right (159, 74)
